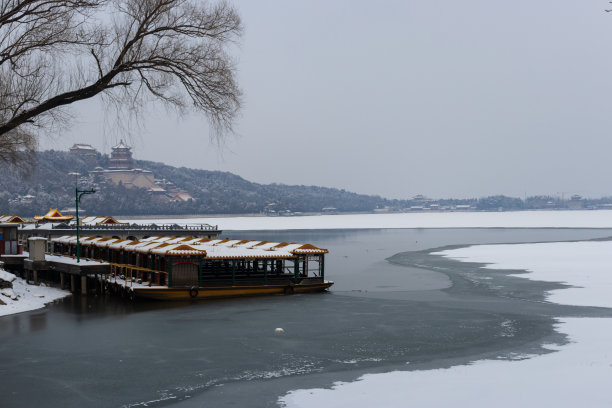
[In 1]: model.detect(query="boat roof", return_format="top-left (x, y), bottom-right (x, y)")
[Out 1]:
top-left (51, 235), bottom-right (328, 259)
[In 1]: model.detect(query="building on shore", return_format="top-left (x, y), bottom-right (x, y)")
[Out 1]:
top-left (34, 209), bottom-right (74, 223)
top-left (0, 223), bottom-right (21, 255)
top-left (0, 215), bottom-right (27, 223)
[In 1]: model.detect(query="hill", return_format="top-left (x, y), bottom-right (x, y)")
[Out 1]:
top-left (3, 150), bottom-right (607, 217)
top-left (0, 150), bottom-right (397, 216)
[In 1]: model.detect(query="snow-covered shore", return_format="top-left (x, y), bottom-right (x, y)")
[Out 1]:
top-left (434, 241), bottom-right (612, 308)
top-left (127, 209), bottom-right (612, 231)
top-left (280, 239), bottom-right (612, 408)
top-left (0, 269), bottom-right (70, 317)
top-left (280, 318), bottom-right (612, 408)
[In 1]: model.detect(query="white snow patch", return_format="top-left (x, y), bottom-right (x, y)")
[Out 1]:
top-left (280, 318), bottom-right (612, 408)
top-left (127, 210), bottom-right (612, 231)
top-left (0, 269), bottom-right (16, 282)
top-left (434, 240), bottom-right (612, 308)
top-left (44, 254), bottom-right (108, 266)
top-left (0, 269), bottom-right (71, 317)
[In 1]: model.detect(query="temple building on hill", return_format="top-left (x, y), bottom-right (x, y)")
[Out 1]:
top-left (70, 143), bottom-right (97, 157)
top-left (90, 140), bottom-right (157, 190)
top-left (92, 167), bottom-right (157, 190)
top-left (70, 143), bottom-right (98, 163)
top-left (108, 140), bottom-right (134, 169)
top-left (69, 140), bottom-right (194, 202)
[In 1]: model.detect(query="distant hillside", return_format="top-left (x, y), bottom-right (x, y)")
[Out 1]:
top-left (0, 150), bottom-right (397, 216)
top-left (2, 150), bottom-right (605, 217)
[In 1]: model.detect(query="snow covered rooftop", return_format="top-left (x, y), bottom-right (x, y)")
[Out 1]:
top-left (0, 214), bottom-right (27, 223)
top-left (80, 216), bottom-right (128, 226)
top-left (51, 234), bottom-right (328, 259)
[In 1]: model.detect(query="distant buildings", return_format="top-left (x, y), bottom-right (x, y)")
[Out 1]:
top-left (70, 140), bottom-right (194, 202)
top-left (69, 143), bottom-right (97, 157)
top-left (108, 140), bottom-right (133, 169)
top-left (568, 194), bottom-right (583, 210)
top-left (89, 140), bottom-right (156, 190)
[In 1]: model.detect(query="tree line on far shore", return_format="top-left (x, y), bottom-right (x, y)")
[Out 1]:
top-left (0, 150), bottom-right (608, 217)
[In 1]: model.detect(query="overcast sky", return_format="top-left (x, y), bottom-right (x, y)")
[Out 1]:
top-left (40, 0), bottom-right (612, 199)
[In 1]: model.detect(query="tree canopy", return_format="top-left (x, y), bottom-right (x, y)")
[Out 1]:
top-left (0, 0), bottom-right (242, 165)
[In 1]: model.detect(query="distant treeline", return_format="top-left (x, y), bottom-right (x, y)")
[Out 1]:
top-left (0, 150), bottom-right (608, 216)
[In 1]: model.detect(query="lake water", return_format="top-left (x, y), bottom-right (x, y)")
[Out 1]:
top-left (2, 228), bottom-right (612, 407)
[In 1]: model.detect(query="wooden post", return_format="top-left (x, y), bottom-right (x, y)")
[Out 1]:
top-left (33, 270), bottom-right (38, 284)
top-left (198, 261), bottom-right (203, 287)
top-left (167, 257), bottom-right (172, 287)
top-left (264, 259), bottom-right (268, 284)
top-left (60, 272), bottom-right (65, 289)
top-left (232, 260), bottom-right (236, 285)
top-left (70, 275), bottom-right (75, 293)
top-left (81, 276), bottom-right (87, 295)
top-left (320, 255), bottom-right (325, 280)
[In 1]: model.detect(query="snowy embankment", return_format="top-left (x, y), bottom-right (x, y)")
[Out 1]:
top-left (128, 209), bottom-right (612, 231)
top-left (434, 241), bottom-right (612, 308)
top-left (0, 269), bottom-right (70, 317)
top-left (280, 240), bottom-right (612, 407)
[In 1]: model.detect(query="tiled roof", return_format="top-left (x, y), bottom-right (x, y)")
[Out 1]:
top-left (52, 235), bottom-right (328, 258)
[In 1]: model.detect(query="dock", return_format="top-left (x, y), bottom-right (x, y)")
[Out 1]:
top-left (2, 237), bottom-right (110, 296)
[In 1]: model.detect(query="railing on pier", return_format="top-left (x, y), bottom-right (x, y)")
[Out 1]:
top-left (52, 223), bottom-right (219, 231)
top-left (108, 263), bottom-right (168, 289)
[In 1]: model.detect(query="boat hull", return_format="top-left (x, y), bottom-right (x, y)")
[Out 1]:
top-left (132, 281), bottom-right (333, 300)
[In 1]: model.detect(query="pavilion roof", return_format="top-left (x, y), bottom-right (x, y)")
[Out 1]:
top-left (51, 235), bottom-right (328, 259)
top-left (0, 214), bottom-right (27, 223)
top-left (34, 208), bottom-right (74, 222)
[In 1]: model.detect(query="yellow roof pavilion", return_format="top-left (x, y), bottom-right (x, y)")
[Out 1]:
top-left (34, 208), bottom-right (74, 222)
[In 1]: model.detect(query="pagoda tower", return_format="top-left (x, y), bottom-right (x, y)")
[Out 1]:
top-left (109, 139), bottom-right (134, 170)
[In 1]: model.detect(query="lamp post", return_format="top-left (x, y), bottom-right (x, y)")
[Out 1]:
top-left (70, 172), bottom-right (96, 263)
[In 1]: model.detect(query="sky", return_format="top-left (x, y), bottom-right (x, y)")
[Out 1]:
top-left (40, 0), bottom-right (612, 199)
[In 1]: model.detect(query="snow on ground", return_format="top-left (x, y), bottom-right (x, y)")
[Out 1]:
top-left (280, 240), bottom-right (612, 407)
top-left (434, 241), bottom-right (612, 308)
top-left (127, 210), bottom-right (612, 231)
top-left (0, 269), bottom-right (71, 317)
top-left (280, 318), bottom-right (612, 408)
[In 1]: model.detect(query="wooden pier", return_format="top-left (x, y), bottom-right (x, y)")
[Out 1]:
top-left (1, 237), bottom-right (110, 296)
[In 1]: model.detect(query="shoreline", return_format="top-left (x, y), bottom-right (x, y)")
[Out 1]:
top-left (124, 209), bottom-right (612, 231)
top-left (0, 270), bottom-right (71, 317)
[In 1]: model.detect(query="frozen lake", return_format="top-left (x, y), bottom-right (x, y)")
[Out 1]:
top-left (1, 228), bottom-right (612, 407)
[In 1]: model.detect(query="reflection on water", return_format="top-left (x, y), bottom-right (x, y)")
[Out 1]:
top-left (28, 311), bottom-right (47, 332)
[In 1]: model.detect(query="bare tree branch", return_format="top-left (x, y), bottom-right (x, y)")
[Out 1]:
top-left (0, 0), bottom-right (242, 164)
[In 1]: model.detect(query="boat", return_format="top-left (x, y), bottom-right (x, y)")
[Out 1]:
top-left (50, 235), bottom-right (332, 300)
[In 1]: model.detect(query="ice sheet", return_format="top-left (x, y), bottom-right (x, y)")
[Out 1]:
top-left (435, 240), bottom-right (612, 308)
top-left (280, 318), bottom-right (612, 408)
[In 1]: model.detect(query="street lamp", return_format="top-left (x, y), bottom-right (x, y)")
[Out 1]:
top-left (70, 172), bottom-right (96, 263)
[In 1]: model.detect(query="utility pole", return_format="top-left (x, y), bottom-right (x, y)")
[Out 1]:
top-left (70, 172), bottom-right (95, 263)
